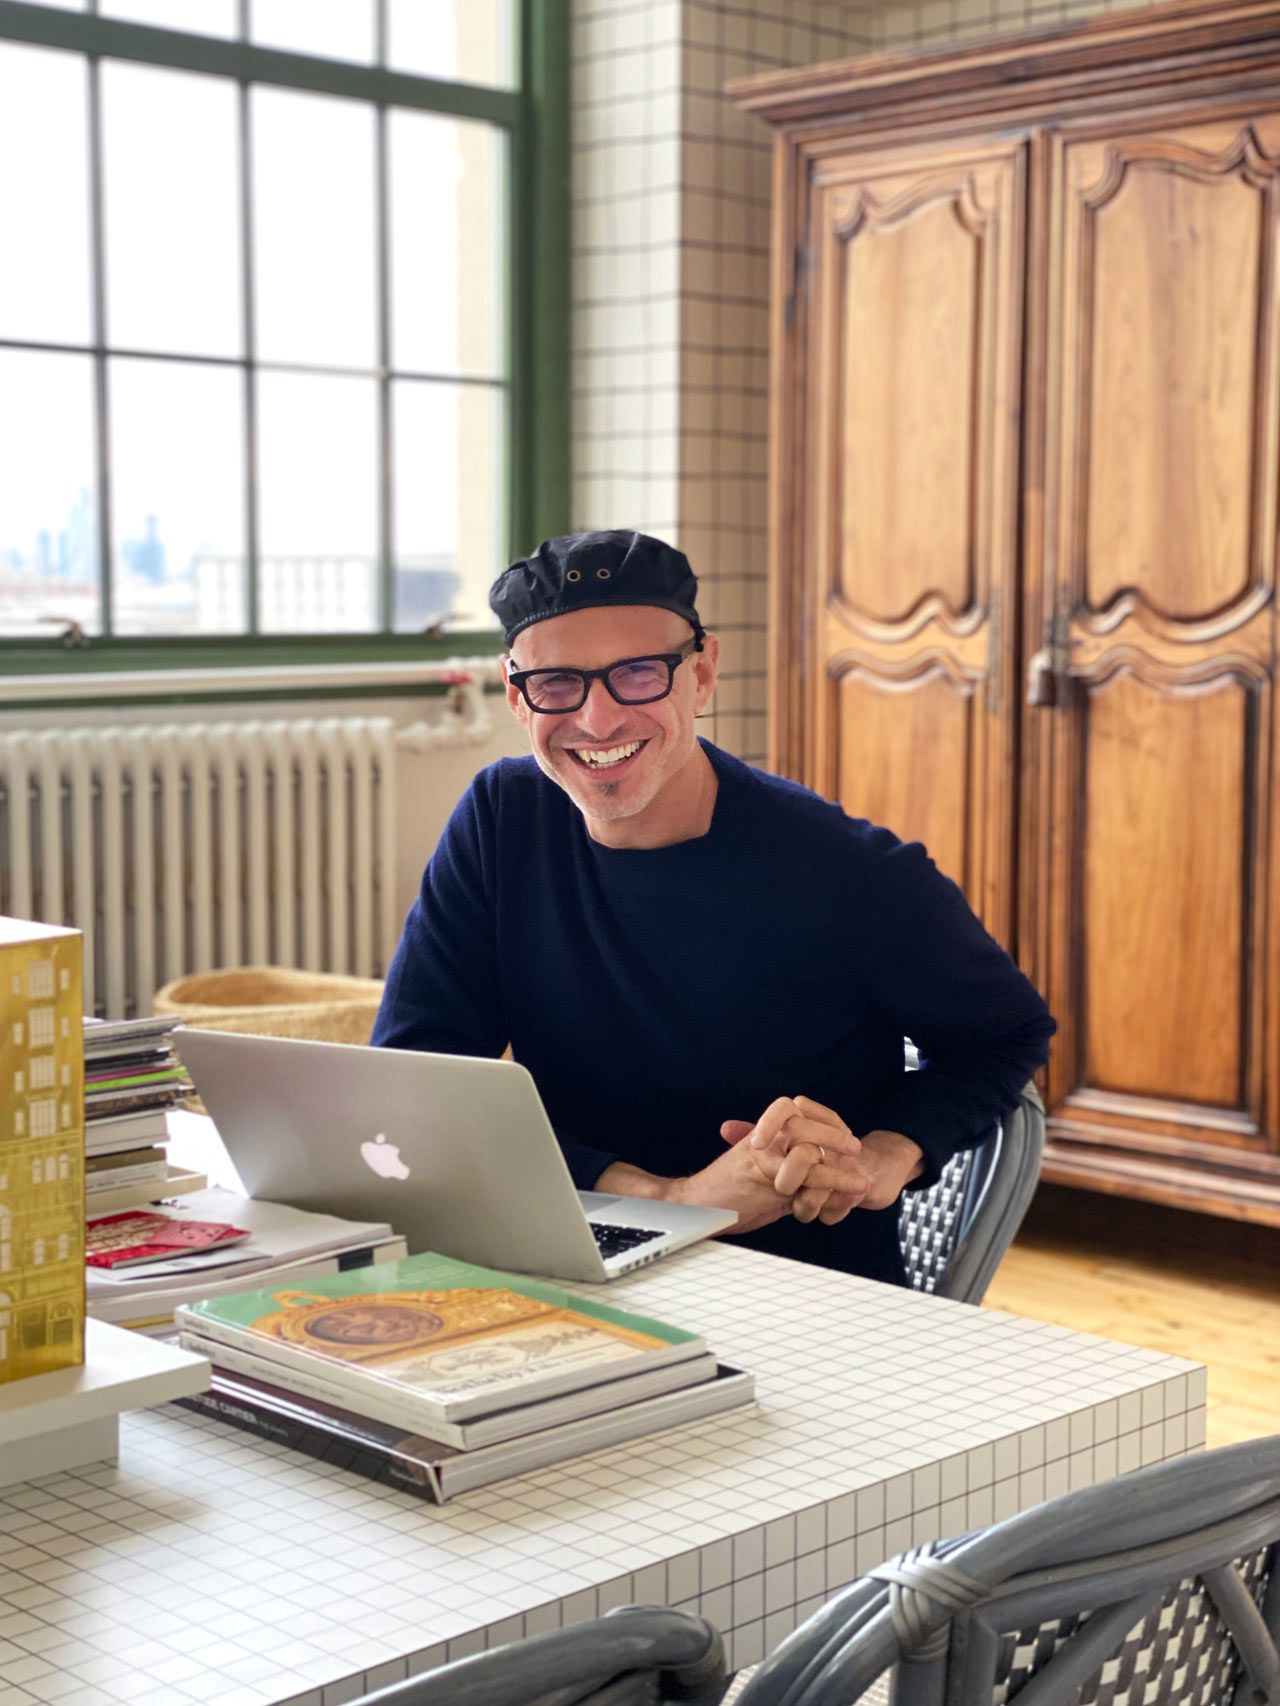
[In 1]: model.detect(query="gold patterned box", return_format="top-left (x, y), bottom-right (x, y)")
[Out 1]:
top-left (0, 917), bottom-right (85, 1382)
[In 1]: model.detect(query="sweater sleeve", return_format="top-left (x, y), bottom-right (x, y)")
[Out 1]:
top-left (371, 778), bottom-right (508, 1058)
top-left (857, 835), bottom-right (1055, 1186)
top-left (371, 774), bottom-right (623, 1190)
top-left (554, 1131), bottom-right (623, 1192)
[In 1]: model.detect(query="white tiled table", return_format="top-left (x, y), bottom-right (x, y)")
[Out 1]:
top-left (0, 1242), bottom-right (1204, 1706)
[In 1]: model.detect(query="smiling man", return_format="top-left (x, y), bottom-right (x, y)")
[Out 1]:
top-left (371, 530), bottom-right (1055, 1283)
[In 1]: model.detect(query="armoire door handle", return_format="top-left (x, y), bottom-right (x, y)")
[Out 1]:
top-left (1026, 647), bottom-right (1057, 708)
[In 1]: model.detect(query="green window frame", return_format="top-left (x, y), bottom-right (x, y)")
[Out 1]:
top-left (0, 0), bottom-right (569, 681)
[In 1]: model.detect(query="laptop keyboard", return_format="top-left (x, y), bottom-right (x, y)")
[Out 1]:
top-left (588, 1222), bottom-right (665, 1259)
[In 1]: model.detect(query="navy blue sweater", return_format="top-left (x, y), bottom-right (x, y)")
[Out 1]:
top-left (372, 741), bottom-right (1055, 1284)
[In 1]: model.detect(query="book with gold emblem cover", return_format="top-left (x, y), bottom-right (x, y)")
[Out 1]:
top-left (175, 1250), bottom-right (706, 1431)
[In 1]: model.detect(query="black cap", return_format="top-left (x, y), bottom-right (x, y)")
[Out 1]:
top-left (490, 530), bottom-right (704, 647)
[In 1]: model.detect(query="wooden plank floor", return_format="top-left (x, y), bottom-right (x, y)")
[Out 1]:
top-left (984, 1185), bottom-right (1280, 1449)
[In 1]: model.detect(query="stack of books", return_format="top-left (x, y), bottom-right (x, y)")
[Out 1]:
top-left (87, 1187), bottom-right (408, 1335)
top-left (84, 1018), bottom-right (201, 1212)
top-left (175, 1251), bottom-right (755, 1501)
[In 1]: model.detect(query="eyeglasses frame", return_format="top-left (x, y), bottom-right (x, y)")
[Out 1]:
top-left (506, 634), bottom-right (705, 714)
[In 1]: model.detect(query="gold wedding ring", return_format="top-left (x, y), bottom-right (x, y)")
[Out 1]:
top-left (818, 1145), bottom-right (826, 1165)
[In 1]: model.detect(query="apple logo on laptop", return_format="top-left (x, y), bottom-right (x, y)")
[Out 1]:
top-left (360, 1133), bottom-right (410, 1181)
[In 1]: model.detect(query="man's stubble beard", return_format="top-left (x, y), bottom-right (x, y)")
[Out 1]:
top-left (568, 763), bottom-right (654, 821)
top-left (532, 746), bottom-right (632, 816)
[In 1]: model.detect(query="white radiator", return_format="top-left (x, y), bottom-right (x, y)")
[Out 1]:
top-left (0, 718), bottom-right (401, 1019)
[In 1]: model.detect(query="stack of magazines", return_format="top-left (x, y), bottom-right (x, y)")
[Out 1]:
top-left (175, 1251), bottom-right (755, 1501)
top-left (87, 1187), bottom-right (408, 1334)
top-left (84, 1017), bottom-right (198, 1211)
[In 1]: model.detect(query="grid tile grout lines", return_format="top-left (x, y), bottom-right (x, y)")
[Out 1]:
top-left (567, 0), bottom-right (1156, 768)
top-left (569, 0), bottom-right (880, 765)
top-left (0, 1242), bottom-right (1204, 1705)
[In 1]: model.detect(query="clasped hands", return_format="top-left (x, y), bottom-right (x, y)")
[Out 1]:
top-left (673, 1096), bottom-right (925, 1235)
top-left (595, 1096), bottom-right (925, 1234)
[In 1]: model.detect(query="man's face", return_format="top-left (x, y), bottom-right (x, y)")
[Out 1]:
top-left (505, 603), bottom-right (719, 834)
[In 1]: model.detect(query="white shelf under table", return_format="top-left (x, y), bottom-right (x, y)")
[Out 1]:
top-left (0, 1317), bottom-right (209, 1488)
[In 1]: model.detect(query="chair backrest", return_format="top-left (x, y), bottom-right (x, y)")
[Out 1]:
top-left (735, 1434), bottom-right (1280, 1706)
top-left (898, 1081), bottom-right (1046, 1304)
top-left (345, 1605), bottom-right (725, 1706)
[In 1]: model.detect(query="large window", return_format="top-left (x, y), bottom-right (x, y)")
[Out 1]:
top-left (0, 0), bottom-right (566, 659)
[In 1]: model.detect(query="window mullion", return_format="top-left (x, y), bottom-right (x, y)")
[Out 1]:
top-left (87, 51), bottom-right (113, 638)
top-left (0, 4), bottom-right (519, 124)
top-left (377, 101), bottom-right (392, 635)
top-left (239, 78), bottom-right (259, 635)
top-left (511, 0), bottom-right (570, 555)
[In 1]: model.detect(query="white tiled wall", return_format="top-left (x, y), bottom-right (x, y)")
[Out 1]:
top-left (568, 0), bottom-right (1154, 763)
top-left (571, 1), bottom-right (876, 762)
top-left (870, 0), bottom-right (1133, 51)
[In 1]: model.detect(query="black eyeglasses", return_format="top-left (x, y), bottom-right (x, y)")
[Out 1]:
top-left (507, 636), bottom-right (703, 714)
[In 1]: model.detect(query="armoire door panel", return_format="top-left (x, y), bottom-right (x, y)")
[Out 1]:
top-left (829, 662), bottom-right (978, 892)
top-left (805, 138), bottom-right (1026, 938)
top-left (1078, 669), bottom-right (1253, 1112)
top-left (1059, 119), bottom-right (1280, 624)
top-left (839, 194), bottom-right (978, 622)
top-left (1084, 160), bottom-right (1261, 614)
top-left (1039, 105), bottom-right (1280, 1174)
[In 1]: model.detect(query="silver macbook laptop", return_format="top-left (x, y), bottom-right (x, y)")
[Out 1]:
top-left (172, 1028), bottom-right (737, 1283)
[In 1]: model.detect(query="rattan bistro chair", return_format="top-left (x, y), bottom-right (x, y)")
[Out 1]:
top-left (344, 1606), bottom-right (726, 1706)
top-left (898, 1081), bottom-right (1045, 1304)
top-left (736, 1433), bottom-right (1280, 1706)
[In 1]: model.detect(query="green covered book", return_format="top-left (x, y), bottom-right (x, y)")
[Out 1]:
top-left (174, 1250), bottom-right (706, 1425)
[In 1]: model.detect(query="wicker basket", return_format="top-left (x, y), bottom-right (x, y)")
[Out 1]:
top-left (153, 967), bottom-right (385, 1047)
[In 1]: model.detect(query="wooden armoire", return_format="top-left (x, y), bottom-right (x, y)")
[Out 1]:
top-left (732, 1), bottom-right (1280, 1223)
